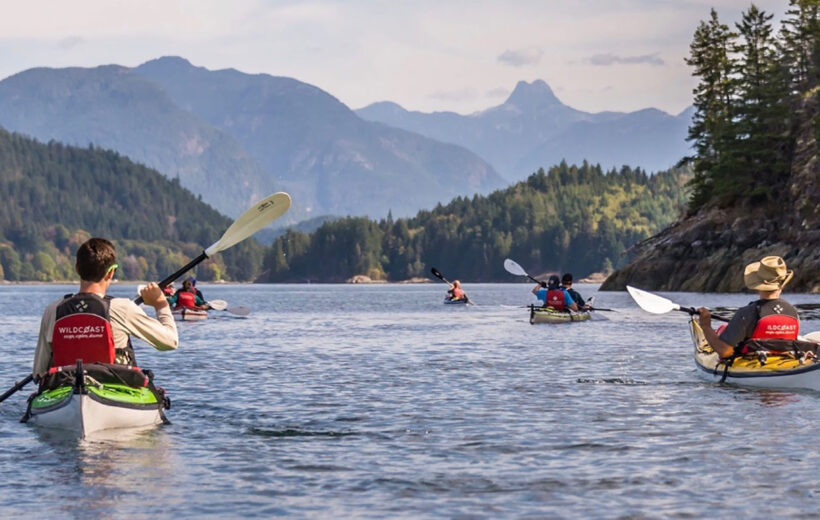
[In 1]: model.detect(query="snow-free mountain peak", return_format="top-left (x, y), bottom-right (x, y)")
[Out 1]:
top-left (503, 79), bottom-right (562, 110)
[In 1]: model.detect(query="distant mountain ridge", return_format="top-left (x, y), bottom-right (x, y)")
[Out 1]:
top-left (0, 57), bottom-right (504, 221)
top-left (356, 80), bottom-right (692, 181)
top-left (0, 65), bottom-right (269, 217)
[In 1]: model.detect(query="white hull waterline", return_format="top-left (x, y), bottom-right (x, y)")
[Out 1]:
top-left (27, 391), bottom-right (164, 435)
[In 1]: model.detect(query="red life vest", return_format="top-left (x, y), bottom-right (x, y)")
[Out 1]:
top-left (546, 289), bottom-right (566, 311)
top-left (452, 287), bottom-right (465, 300)
top-left (737, 299), bottom-right (800, 355)
top-left (176, 290), bottom-right (196, 309)
top-left (51, 293), bottom-right (115, 367)
top-left (749, 314), bottom-right (799, 340)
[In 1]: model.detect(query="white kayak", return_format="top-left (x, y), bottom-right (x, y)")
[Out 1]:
top-left (26, 391), bottom-right (164, 435)
top-left (690, 319), bottom-right (820, 391)
top-left (24, 362), bottom-right (169, 436)
top-left (172, 308), bottom-right (208, 321)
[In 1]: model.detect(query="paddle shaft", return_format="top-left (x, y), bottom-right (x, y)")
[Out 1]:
top-left (0, 374), bottom-right (33, 404)
top-left (677, 306), bottom-right (730, 323)
top-left (135, 252), bottom-right (207, 305)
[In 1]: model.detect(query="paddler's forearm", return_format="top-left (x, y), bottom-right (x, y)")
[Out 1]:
top-left (702, 326), bottom-right (734, 358)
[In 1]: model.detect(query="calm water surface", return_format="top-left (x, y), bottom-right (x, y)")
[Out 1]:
top-left (0, 283), bottom-right (818, 518)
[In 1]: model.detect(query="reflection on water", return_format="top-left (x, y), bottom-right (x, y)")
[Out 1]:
top-left (30, 426), bottom-right (176, 516)
top-left (0, 283), bottom-right (818, 518)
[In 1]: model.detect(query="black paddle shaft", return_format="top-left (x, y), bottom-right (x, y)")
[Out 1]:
top-left (134, 252), bottom-right (208, 305)
top-left (0, 374), bottom-right (33, 404)
top-left (679, 306), bottom-right (730, 323)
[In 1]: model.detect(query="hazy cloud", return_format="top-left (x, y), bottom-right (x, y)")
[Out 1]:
top-left (587, 53), bottom-right (664, 66)
top-left (58, 36), bottom-right (85, 50)
top-left (486, 87), bottom-right (510, 99)
top-left (497, 47), bottom-right (543, 67)
top-left (428, 88), bottom-right (477, 102)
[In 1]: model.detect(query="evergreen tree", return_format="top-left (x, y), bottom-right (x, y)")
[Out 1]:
top-left (684, 9), bottom-right (738, 210)
top-left (732, 4), bottom-right (791, 202)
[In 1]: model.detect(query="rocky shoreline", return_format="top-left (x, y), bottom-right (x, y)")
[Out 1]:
top-left (601, 207), bottom-right (820, 292)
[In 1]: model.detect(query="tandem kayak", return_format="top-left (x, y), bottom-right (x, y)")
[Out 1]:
top-left (23, 361), bottom-right (170, 436)
top-left (173, 308), bottom-right (208, 321)
top-left (690, 319), bottom-right (820, 391)
top-left (529, 305), bottom-right (590, 324)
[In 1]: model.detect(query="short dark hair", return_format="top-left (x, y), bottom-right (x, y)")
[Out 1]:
top-left (562, 273), bottom-right (573, 283)
top-left (75, 238), bottom-right (117, 282)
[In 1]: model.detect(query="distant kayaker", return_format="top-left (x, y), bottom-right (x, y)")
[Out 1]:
top-left (561, 273), bottom-right (589, 310)
top-left (698, 256), bottom-right (799, 358)
top-left (533, 275), bottom-right (579, 312)
top-left (447, 280), bottom-right (469, 302)
top-left (169, 279), bottom-right (210, 310)
top-left (32, 238), bottom-right (178, 377)
top-left (187, 276), bottom-right (205, 301)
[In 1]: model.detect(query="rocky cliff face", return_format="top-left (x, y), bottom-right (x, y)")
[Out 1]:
top-left (602, 93), bottom-right (820, 293)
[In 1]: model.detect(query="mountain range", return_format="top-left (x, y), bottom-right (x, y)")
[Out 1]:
top-left (0, 57), bottom-right (503, 220)
top-left (0, 58), bottom-right (692, 224)
top-left (356, 80), bottom-right (693, 181)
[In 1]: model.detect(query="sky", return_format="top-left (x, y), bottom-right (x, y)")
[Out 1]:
top-left (0, 0), bottom-right (790, 116)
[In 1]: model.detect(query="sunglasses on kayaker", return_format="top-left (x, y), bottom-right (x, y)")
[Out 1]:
top-left (107, 263), bottom-right (118, 275)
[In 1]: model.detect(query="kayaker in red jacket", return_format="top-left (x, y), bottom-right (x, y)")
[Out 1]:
top-left (447, 280), bottom-right (469, 302)
top-left (33, 238), bottom-right (178, 377)
top-left (168, 279), bottom-right (210, 310)
top-left (698, 256), bottom-right (799, 358)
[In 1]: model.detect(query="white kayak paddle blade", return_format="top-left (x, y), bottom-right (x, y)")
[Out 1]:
top-left (207, 299), bottom-right (228, 311)
top-left (205, 192), bottom-right (292, 257)
top-left (503, 258), bottom-right (528, 277)
top-left (626, 285), bottom-right (681, 315)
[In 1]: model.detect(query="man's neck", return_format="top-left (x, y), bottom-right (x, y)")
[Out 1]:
top-left (758, 289), bottom-right (782, 300)
top-left (78, 280), bottom-right (108, 297)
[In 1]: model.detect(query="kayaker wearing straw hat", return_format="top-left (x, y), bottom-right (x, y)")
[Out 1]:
top-left (32, 238), bottom-right (179, 377)
top-left (698, 256), bottom-right (799, 358)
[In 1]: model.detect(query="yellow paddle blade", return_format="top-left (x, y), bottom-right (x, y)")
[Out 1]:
top-left (205, 192), bottom-right (291, 257)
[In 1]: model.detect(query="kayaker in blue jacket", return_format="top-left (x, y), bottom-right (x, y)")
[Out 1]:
top-left (697, 256), bottom-right (799, 358)
top-left (533, 275), bottom-right (578, 312)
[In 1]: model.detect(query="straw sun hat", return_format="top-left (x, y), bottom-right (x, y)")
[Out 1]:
top-left (743, 256), bottom-right (793, 291)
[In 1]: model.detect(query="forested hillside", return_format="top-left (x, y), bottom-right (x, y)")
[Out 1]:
top-left (0, 128), bottom-right (264, 281)
top-left (603, 1), bottom-right (820, 292)
top-left (261, 162), bottom-right (691, 282)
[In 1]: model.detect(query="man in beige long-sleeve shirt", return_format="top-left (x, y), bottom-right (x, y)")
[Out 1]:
top-left (33, 238), bottom-right (178, 377)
